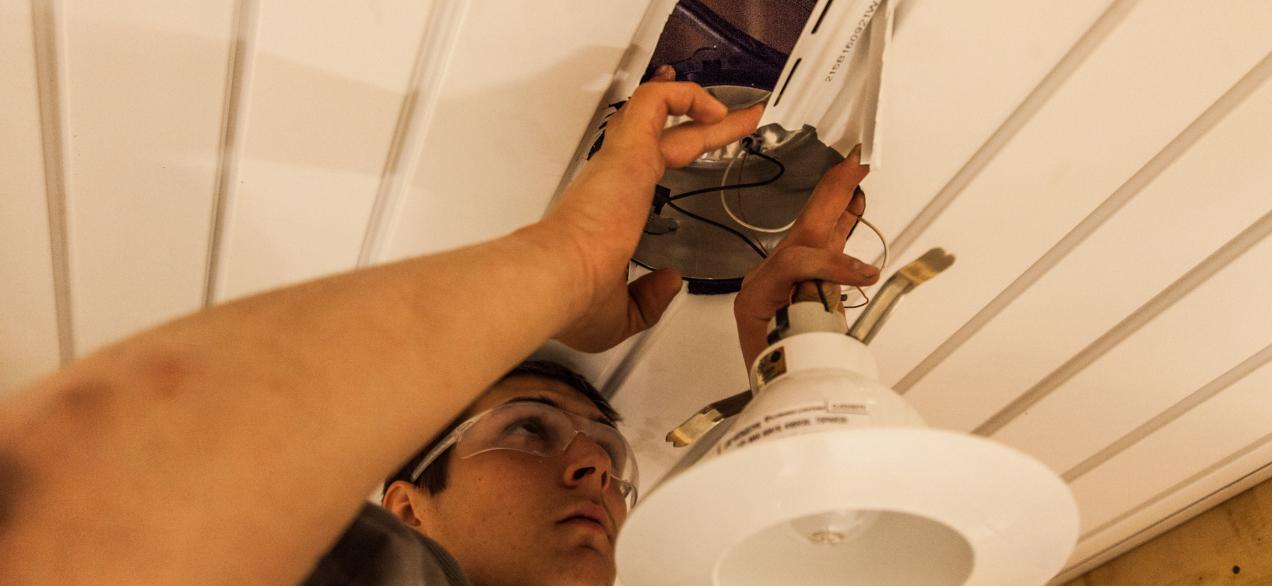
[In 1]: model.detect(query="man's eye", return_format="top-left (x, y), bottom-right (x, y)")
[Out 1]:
top-left (507, 418), bottom-right (549, 438)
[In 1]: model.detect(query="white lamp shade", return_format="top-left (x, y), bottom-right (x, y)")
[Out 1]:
top-left (617, 427), bottom-right (1078, 585)
top-left (617, 331), bottom-right (1077, 585)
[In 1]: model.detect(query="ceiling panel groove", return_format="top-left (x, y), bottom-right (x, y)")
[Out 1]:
top-left (29, 0), bottom-right (73, 364)
top-left (1063, 343), bottom-right (1272, 483)
top-left (1078, 433), bottom-right (1272, 545)
top-left (974, 208), bottom-right (1272, 436)
top-left (357, 0), bottom-right (468, 267)
top-left (880, 0), bottom-right (1136, 265)
top-left (204, 0), bottom-right (260, 306)
top-left (897, 50), bottom-right (1272, 395)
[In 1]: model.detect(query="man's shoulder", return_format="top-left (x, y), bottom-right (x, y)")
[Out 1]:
top-left (303, 503), bottom-right (471, 586)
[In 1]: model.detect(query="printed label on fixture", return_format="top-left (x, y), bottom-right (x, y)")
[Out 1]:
top-left (754, 346), bottom-right (788, 388)
top-left (716, 400), bottom-right (871, 455)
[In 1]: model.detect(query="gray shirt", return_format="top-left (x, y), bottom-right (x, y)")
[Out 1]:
top-left (304, 504), bottom-right (471, 586)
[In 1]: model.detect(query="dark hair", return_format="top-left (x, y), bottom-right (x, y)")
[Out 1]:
top-left (383, 360), bottom-right (620, 495)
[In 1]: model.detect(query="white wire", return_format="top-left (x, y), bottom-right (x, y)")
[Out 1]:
top-left (855, 215), bottom-right (889, 271)
top-left (714, 147), bottom-right (891, 308)
top-left (719, 151), bottom-right (795, 234)
top-left (843, 214), bottom-right (889, 309)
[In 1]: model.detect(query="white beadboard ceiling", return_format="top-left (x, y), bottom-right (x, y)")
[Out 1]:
top-left (2, 0), bottom-right (1270, 581)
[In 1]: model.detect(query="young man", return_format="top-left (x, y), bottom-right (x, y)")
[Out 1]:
top-left (308, 361), bottom-right (629, 585)
top-left (0, 71), bottom-right (876, 584)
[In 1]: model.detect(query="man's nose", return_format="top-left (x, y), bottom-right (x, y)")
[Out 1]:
top-left (561, 432), bottom-right (613, 491)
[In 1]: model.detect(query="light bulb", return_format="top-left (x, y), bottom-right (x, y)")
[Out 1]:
top-left (788, 509), bottom-right (881, 546)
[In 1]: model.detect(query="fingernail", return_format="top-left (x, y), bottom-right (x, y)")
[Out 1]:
top-left (848, 143), bottom-right (863, 163)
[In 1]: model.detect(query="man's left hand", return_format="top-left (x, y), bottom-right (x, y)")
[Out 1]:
top-left (733, 146), bottom-right (881, 369)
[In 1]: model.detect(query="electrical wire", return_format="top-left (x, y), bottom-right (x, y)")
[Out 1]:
top-left (719, 151), bottom-right (797, 233)
top-left (667, 144), bottom-right (784, 202)
top-left (656, 135), bottom-right (885, 315)
top-left (814, 279), bottom-right (831, 311)
top-left (842, 215), bottom-right (889, 309)
top-left (664, 199), bottom-right (769, 259)
top-left (857, 216), bottom-right (888, 271)
top-left (660, 138), bottom-right (784, 260)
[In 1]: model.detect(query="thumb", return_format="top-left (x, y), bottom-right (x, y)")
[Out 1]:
top-left (627, 269), bottom-right (683, 331)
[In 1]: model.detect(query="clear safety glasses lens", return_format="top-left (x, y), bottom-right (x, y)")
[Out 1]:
top-left (453, 402), bottom-right (639, 505)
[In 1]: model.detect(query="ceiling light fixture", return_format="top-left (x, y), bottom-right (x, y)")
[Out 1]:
top-left (617, 251), bottom-right (1080, 585)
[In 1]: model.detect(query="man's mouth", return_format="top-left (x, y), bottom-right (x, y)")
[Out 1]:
top-left (558, 502), bottom-right (614, 540)
top-left (561, 516), bottom-right (607, 532)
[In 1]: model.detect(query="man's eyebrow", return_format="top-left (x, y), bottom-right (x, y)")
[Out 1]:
top-left (504, 395), bottom-right (615, 426)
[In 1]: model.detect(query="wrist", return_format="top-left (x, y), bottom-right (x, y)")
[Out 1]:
top-left (509, 220), bottom-right (598, 328)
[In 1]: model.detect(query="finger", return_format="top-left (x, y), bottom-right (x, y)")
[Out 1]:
top-left (848, 184), bottom-right (866, 216)
top-left (609, 83), bottom-right (728, 149)
top-left (780, 144), bottom-right (869, 250)
top-left (659, 103), bottom-right (765, 168)
top-left (737, 247), bottom-right (879, 318)
top-left (651, 64), bottom-right (676, 82)
top-left (829, 188), bottom-right (866, 246)
top-left (626, 268), bottom-right (683, 331)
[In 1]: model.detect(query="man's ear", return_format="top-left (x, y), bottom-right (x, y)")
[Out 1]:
top-left (382, 480), bottom-right (427, 527)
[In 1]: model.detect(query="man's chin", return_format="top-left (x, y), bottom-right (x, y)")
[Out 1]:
top-left (552, 545), bottom-right (616, 585)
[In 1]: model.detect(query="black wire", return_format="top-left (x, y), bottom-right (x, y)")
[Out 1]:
top-left (843, 290), bottom-right (870, 310)
top-left (667, 146), bottom-right (785, 202)
top-left (814, 279), bottom-right (830, 311)
top-left (664, 199), bottom-right (768, 259)
top-left (656, 141), bottom-right (788, 260)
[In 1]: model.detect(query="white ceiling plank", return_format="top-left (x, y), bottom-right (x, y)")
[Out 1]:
top-left (1063, 343), bottom-right (1272, 485)
top-left (844, 0), bottom-right (1114, 266)
top-left (1066, 357), bottom-right (1272, 548)
top-left (381, 0), bottom-right (650, 260)
top-left (61, 2), bottom-right (236, 354)
top-left (862, 0), bottom-right (1272, 387)
top-left (215, 0), bottom-right (432, 301)
top-left (991, 227), bottom-right (1272, 473)
top-left (1060, 442), bottom-right (1272, 580)
top-left (0, 0), bottom-right (61, 394)
top-left (906, 67), bottom-right (1272, 432)
top-left (608, 293), bottom-right (751, 490)
top-left (355, 0), bottom-right (466, 268)
top-left (1056, 458), bottom-right (1272, 583)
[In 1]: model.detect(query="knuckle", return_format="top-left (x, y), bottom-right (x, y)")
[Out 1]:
top-left (771, 246), bottom-right (803, 264)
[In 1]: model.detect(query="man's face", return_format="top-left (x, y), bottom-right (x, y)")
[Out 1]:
top-left (394, 375), bottom-right (629, 586)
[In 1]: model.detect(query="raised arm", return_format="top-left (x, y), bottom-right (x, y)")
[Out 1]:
top-left (0, 80), bottom-right (762, 585)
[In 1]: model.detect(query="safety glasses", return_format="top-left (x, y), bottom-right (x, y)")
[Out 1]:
top-left (408, 401), bottom-right (639, 508)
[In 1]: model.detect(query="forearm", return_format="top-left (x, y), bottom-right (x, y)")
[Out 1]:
top-left (0, 221), bottom-right (588, 584)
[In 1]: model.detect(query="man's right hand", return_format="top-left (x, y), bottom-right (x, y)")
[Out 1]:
top-left (548, 70), bottom-right (764, 352)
